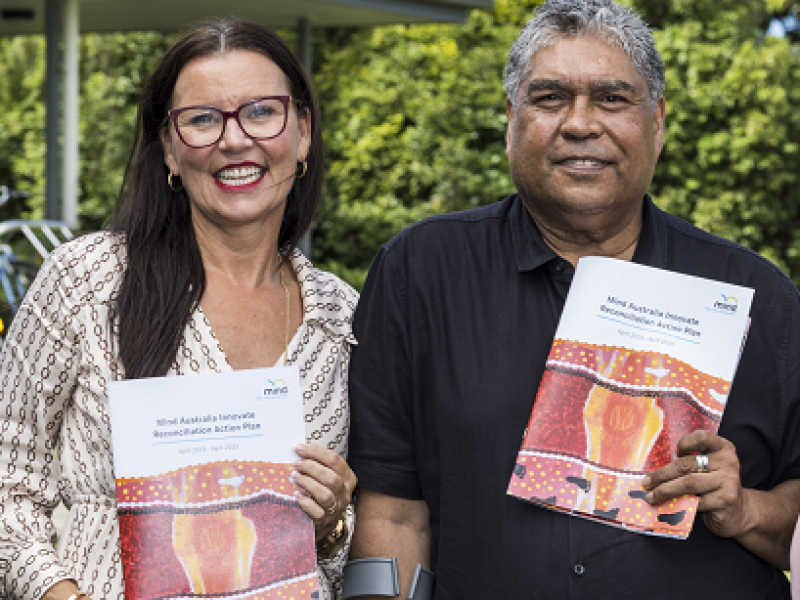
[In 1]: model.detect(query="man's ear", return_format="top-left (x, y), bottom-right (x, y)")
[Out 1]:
top-left (653, 96), bottom-right (666, 161)
top-left (505, 98), bottom-right (516, 159)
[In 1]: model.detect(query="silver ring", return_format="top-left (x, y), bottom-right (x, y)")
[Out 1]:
top-left (696, 454), bottom-right (710, 473)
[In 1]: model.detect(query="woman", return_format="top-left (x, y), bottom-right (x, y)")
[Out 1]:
top-left (0, 19), bottom-right (357, 600)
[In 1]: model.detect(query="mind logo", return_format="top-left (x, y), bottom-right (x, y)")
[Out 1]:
top-left (261, 378), bottom-right (289, 398)
top-left (713, 294), bottom-right (738, 313)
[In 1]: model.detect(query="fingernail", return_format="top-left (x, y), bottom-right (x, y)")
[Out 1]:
top-left (641, 476), bottom-right (652, 489)
top-left (645, 492), bottom-right (654, 505)
top-left (289, 471), bottom-right (298, 484)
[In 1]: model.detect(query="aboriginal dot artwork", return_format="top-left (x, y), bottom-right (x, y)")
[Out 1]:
top-left (116, 460), bottom-right (318, 599)
top-left (507, 339), bottom-right (727, 538)
top-left (0, 232), bottom-right (357, 599)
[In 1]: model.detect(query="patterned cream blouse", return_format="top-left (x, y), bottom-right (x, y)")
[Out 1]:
top-left (0, 231), bottom-right (358, 600)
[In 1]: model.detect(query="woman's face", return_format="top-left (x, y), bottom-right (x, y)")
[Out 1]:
top-left (160, 50), bottom-right (310, 232)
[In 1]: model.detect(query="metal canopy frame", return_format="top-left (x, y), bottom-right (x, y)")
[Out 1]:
top-left (1, 1), bottom-right (492, 34)
top-left (0, 0), bottom-right (492, 227)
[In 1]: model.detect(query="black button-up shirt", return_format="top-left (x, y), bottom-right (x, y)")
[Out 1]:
top-left (349, 194), bottom-right (800, 599)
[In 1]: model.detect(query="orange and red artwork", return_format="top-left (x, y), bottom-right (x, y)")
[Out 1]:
top-left (116, 460), bottom-right (319, 599)
top-left (508, 340), bottom-right (728, 538)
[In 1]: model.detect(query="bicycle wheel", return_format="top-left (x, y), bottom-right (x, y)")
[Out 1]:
top-left (0, 257), bottom-right (39, 338)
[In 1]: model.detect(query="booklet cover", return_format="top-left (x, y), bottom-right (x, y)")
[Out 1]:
top-left (507, 257), bottom-right (754, 538)
top-left (108, 367), bottom-right (319, 599)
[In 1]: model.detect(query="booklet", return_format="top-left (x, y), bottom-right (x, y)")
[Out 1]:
top-left (108, 367), bottom-right (320, 599)
top-left (507, 257), bottom-right (754, 538)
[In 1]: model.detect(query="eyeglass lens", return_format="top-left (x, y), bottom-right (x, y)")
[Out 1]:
top-left (174, 98), bottom-right (288, 147)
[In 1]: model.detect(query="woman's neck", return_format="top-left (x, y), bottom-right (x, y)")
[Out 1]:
top-left (192, 214), bottom-right (284, 289)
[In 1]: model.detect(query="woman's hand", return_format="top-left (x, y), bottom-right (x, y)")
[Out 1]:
top-left (42, 580), bottom-right (91, 600)
top-left (292, 443), bottom-right (357, 540)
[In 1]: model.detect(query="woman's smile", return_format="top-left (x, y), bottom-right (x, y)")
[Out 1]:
top-left (214, 162), bottom-right (267, 191)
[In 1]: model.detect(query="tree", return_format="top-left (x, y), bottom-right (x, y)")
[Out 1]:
top-left (314, 0), bottom-right (543, 289)
top-left (0, 36), bottom-right (44, 224)
top-left (1, 1), bottom-right (797, 289)
top-left (635, 0), bottom-right (800, 278)
top-left (78, 33), bottom-right (173, 231)
top-left (314, 0), bottom-right (800, 289)
top-left (0, 32), bottom-right (172, 230)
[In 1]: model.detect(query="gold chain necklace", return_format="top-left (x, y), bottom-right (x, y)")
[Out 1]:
top-left (279, 258), bottom-right (289, 367)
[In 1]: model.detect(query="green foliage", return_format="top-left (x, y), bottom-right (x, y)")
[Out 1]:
top-left (649, 12), bottom-right (800, 278)
top-left (0, 32), bottom-right (172, 230)
top-left (1, 1), bottom-right (798, 291)
top-left (315, 0), bottom-right (800, 289)
top-left (314, 0), bottom-right (543, 285)
top-left (78, 33), bottom-right (173, 230)
top-left (0, 36), bottom-right (44, 223)
top-left (634, 0), bottom-right (769, 34)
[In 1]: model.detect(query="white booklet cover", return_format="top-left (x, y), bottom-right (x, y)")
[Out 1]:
top-left (108, 367), bottom-right (320, 599)
top-left (508, 257), bottom-right (754, 538)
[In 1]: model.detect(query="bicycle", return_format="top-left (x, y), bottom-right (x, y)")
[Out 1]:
top-left (0, 202), bottom-right (74, 345)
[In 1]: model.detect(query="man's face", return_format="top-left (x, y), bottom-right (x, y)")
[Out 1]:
top-left (506, 35), bottom-right (665, 237)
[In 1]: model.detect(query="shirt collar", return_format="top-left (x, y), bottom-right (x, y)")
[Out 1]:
top-left (288, 249), bottom-right (356, 342)
top-left (508, 193), bottom-right (560, 272)
top-left (631, 194), bottom-right (668, 270)
top-left (509, 193), bottom-right (666, 272)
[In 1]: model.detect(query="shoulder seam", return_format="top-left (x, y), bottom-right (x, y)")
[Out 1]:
top-left (662, 215), bottom-right (796, 286)
top-left (383, 202), bottom-right (510, 255)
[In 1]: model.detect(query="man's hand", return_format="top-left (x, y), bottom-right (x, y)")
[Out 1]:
top-left (643, 430), bottom-right (748, 538)
top-left (643, 430), bottom-right (800, 569)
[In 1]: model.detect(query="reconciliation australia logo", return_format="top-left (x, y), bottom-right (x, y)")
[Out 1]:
top-left (260, 378), bottom-right (289, 399)
top-left (712, 293), bottom-right (738, 314)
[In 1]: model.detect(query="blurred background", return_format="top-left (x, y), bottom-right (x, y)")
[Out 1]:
top-left (0, 0), bottom-right (797, 548)
top-left (0, 0), bottom-right (797, 297)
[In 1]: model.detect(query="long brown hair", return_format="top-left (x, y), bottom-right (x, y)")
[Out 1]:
top-left (112, 19), bottom-right (323, 379)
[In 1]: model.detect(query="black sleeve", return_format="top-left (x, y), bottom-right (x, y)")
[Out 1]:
top-left (348, 245), bottom-right (423, 500)
top-left (774, 280), bottom-right (800, 484)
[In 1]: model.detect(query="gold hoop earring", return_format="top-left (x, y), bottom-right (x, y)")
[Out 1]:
top-left (168, 172), bottom-right (183, 193)
top-left (296, 160), bottom-right (307, 179)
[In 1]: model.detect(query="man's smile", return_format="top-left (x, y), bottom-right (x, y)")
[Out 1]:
top-left (553, 155), bottom-right (615, 170)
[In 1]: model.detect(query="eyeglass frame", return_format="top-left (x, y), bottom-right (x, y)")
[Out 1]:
top-left (167, 95), bottom-right (298, 149)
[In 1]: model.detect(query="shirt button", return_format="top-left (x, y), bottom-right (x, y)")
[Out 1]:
top-left (573, 563), bottom-right (586, 576)
top-left (555, 262), bottom-right (565, 272)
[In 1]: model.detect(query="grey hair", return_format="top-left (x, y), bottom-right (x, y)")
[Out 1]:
top-left (504, 0), bottom-right (665, 107)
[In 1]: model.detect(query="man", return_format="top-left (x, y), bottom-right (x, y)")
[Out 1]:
top-left (347, 1), bottom-right (800, 598)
